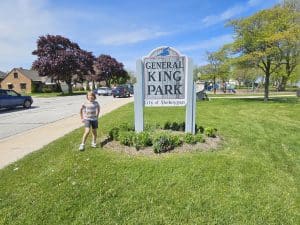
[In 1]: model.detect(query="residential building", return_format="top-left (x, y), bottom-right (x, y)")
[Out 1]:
top-left (0, 68), bottom-right (44, 93)
top-left (0, 70), bottom-right (6, 88)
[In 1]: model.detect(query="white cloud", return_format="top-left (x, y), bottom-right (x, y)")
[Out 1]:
top-left (0, 0), bottom-right (58, 71)
top-left (178, 34), bottom-right (233, 52)
top-left (97, 29), bottom-right (170, 46)
top-left (201, 0), bottom-right (276, 27)
top-left (202, 5), bottom-right (246, 27)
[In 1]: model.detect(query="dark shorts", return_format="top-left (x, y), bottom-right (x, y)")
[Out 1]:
top-left (84, 120), bottom-right (98, 129)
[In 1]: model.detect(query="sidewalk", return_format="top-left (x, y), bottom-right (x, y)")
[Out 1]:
top-left (0, 97), bottom-right (133, 169)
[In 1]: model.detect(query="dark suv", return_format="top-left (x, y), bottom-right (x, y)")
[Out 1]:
top-left (112, 86), bottom-right (131, 98)
top-left (0, 89), bottom-right (33, 109)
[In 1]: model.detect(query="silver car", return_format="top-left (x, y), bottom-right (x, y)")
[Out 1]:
top-left (96, 87), bottom-right (112, 96)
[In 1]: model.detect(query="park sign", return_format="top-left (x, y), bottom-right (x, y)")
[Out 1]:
top-left (135, 46), bottom-right (196, 133)
top-left (143, 47), bottom-right (186, 106)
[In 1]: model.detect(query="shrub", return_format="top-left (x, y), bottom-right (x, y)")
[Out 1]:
top-left (133, 131), bottom-right (152, 150)
top-left (163, 121), bottom-right (171, 130)
top-left (119, 123), bottom-right (134, 131)
top-left (196, 125), bottom-right (204, 134)
top-left (184, 133), bottom-right (197, 145)
top-left (170, 122), bottom-right (180, 131)
top-left (144, 123), bottom-right (158, 132)
top-left (153, 132), bottom-right (175, 153)
top-left (195, 133), bottom-right (205, 143)
top-left (179, 122), bottom-right (185, 131)
top-left (118, 131), bottom-right (135, 146)
top-left (171, 134), bottom-right (183, 147)
top-left (205, 127), bottom-right (217, 138)
top-left (42, 86), bottom-right (53, 93)
top-left (108, 127), bottom-right (120, 140)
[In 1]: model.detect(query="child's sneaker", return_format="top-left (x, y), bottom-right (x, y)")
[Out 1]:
top-left (79, 144), bottom-right (85, 151)
top-left (91, 142), bottom-right (97, 148)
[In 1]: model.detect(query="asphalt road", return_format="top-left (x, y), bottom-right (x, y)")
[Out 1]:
top-left (0, 95), bottom-right (121, 140)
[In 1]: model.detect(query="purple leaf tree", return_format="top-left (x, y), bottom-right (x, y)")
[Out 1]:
top-left (94, 54), bottom-right (129, 87)
top-left (32, 34), bottom-right (95, 94)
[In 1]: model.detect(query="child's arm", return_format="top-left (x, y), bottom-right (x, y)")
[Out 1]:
top-left (80, 104), bottom-right (84, 122)
top-left (96, 103), bottom-right (100, 118)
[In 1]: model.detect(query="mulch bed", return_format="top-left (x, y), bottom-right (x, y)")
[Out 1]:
top-left (102, 136), bottom-right (223, 156)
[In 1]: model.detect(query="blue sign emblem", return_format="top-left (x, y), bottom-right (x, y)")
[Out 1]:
top-left (157, 47), bottom-right (170, 56)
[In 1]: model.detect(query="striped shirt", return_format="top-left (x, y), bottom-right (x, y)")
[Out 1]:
top-left (82, 101), bottom-right (100, 121)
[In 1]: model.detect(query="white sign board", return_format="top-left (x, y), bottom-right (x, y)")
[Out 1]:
top-left (143, 47), bottom-right (187, 106)
top-left (135, 46), bottom-right (195, 133)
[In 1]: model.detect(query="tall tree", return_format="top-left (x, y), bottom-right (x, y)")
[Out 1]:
top-left (204, 48), bottom-right (230, 94)
top-left (94, 54), bottom-right (129, 87)
top-left (277, 4), bottom-right (300, 91)
top-left (229, 5), bottom-right (300, 101)
top-left (231, 63), bottom-right (260, 89)
top-left (32, 35), bottom-right (95, 94)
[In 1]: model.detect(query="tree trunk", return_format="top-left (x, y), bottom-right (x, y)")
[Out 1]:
top-left (264, 72), bottom-right (270, 102)
top-left (277, 76), bottom-right (288, 91)
top-left (66, 81), bottom-right (73, 94)
top-left (213, 77), bottom-right (216, 94)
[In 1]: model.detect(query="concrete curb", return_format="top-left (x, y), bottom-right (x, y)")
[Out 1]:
top-left (0, 97), bottom-right (133, 169)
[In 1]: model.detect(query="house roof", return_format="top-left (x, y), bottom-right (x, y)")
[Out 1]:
top-left (0, 70), bottom-right (6, 79)
top-left (16, 68), bottom-right (43, 82)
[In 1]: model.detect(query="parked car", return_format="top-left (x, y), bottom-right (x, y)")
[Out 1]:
top-left (122, 84), bottom-right (134, 95)
top-left (0, 89), bottom-right (33, 109)
top-left (94, 87), bottom-right (112, 96)
top-left (112, 86), bottom-right (131, 98)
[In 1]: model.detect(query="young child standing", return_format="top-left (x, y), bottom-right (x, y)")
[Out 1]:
top-left (79, 91), bottom-right (100, 151)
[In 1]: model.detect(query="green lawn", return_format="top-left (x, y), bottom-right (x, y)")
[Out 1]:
top-left (0, 98), bottom-right (299, 225)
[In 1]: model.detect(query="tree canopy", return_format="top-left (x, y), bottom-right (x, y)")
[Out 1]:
top-left (94, 54), bottom-right (129, 87)
top-left (229, 5), bottom-right (300, 101)
top-left (32, 34), bottom-right (95, 93)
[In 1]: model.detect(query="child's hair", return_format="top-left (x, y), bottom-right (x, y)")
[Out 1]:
top-left (87, 91), bottom-right (96, 99)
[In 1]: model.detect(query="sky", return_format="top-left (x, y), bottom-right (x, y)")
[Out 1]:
top-left (0, 0), bottom-right (281, 73)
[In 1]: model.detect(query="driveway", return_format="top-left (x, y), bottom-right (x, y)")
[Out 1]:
top-left (0, 95), bottom-right (127, 140)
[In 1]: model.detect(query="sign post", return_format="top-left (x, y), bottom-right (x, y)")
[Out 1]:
top-left (134, 46), bottom-right (196, 134)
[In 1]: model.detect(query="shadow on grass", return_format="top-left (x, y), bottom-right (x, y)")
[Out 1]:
top-left (227, 97), bottom-right (299, 104)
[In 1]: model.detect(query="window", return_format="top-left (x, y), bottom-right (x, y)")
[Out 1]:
top-left (20, 83), bottom-right (26, 90)
top-left (8, 84), bottom-right (13, 89)
top-left (14, 72), bottom-right (18, 78)
top-left (6, 90), bottom-right (18, 96)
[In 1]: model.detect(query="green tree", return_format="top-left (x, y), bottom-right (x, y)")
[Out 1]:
top-left (201, 48), bottom-right (230, 94)
top-left (231, 63), bottom-right (260, 89)
top-left (277, 4), bottom-right (300, 91)
top-left (229, 5), bottom-right (300, 101)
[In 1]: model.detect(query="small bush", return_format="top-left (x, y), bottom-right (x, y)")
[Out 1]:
top-left (108, 127), bottom-right (120, 140)
top-left (133, 132), bottom-right (152, 150)
top-left (171, 134), bottom-right (183, 147)
top-left (153, 132), bottom-right (175, 153)
top-left (195, 133), bottom-right (205, 143)
top-left (163, 121), bottom-right (171, 130)
top-left (144, 123), bottom-right (159, 132)
top-left (179, 122), bottom-right (185, 131)
top-left (118, 131), bottom-right (135, 146)
top-left (119, 123), bottom-right (134, 131)
top-left (42, 86), bottom-right (53, 93)
top-left (197, 126), bottom-right (205, 134)
top-left (184, 133), bottom-right (197, 145)
top-left (170, 122), bottom-right (180, 131)
top-left (205, 127), bottom-right (217, 138)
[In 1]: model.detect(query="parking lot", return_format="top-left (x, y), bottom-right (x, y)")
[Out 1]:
top-left (0, 95), bottom-right (123, 140)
